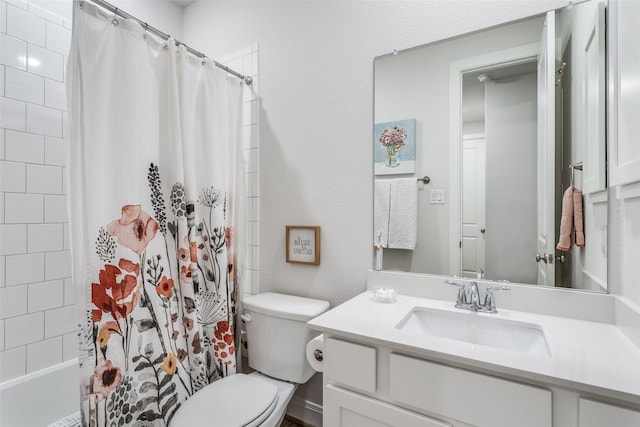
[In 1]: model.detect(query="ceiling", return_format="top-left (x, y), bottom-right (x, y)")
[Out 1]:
top-left (171, 0), bottom-right (196, 7)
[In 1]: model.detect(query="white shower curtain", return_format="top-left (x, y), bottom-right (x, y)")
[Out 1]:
top-left (68, 2), bottom-right (245, 425)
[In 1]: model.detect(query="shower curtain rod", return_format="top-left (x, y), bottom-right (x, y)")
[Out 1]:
top-left (84, 0), bottom-right (253, 85)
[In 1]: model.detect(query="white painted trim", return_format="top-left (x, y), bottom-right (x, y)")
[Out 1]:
top-left (585, 189), bottom-right (608, 204)
top-left (615, 295), bottom-right (640, 348)
top-left (582, 2), bottom-right (607, 194)
top-left (287, 396), bottom-right (323, 427)
top-left (608, 0), bottom-right (640, 187)
top-left (618, 181), bottom-right (640, 200)
top-left (448, 42), bottom-right (540, 276)
top-left (581, 269), bottom-right (607, 292)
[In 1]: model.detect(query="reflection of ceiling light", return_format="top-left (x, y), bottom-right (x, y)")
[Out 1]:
top-left (19, 55), bottom-right (42, 68)
top-left (28, 57), bottom-right (42, 68)
top-left (620, 77), bottom-right (639, 95)
top-left (478, 74), bottom-right (493, 83)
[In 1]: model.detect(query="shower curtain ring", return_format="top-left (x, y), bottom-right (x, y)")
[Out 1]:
top-left (111, 8), bottom-right (119, 26)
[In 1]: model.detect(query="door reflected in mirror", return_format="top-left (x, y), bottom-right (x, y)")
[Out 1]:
top-left (373, 0), bottom-right (607, 292)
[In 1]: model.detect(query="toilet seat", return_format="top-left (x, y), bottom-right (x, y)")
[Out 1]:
top-left (170, 374), bottom-right (279, 427)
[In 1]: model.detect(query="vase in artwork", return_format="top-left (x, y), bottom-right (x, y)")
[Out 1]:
top-left (386, 144), bottom-right (400, 168)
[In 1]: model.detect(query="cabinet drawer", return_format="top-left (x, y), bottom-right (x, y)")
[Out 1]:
top-left (389, 353), bottom-right (551, 427)
top-left (325, 384), bottom-right (451, 427)
top-left (325, 338), bottom-right (377, 393)
top-left (579, 398), bottom-right (640, 427)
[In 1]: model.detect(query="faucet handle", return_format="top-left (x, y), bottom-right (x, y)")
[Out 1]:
top-left (483, 286), bottom-right (510, 313)
top-left (444, 280), bottom-right (467, 307)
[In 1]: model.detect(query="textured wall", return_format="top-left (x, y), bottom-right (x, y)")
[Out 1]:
top-left (182, 0), bottom-right (569, 308)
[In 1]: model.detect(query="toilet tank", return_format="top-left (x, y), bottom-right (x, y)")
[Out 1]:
top-left (242, 292), bottom-right (330, 384)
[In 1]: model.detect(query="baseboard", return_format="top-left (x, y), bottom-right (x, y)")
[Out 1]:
top-left (287, 396), bottom-right (323, 427)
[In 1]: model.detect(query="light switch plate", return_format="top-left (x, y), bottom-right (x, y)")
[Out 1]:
top-left (429, 189), bottom-right (445, 204)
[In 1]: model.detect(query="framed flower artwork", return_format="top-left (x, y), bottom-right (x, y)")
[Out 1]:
top-left (374, 119), bottom-right (416, 175)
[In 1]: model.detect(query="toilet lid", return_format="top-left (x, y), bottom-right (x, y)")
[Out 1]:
top-left (170, 374), bottom-right (279, 427)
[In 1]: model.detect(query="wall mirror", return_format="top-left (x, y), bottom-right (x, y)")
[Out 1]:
top-left (373, 0), bottom-right (608, 292)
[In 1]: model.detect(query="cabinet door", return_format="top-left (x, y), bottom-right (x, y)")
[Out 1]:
top-left (608, 0), bottom-right (640, 186)
top-left (579, 398), bottom-right (640, 427)
top-left (389, 354), bottom-right (552, 427)
top-left (325, 338), bottom-right (377, 393)
top-left (324, 385), bottom-right (452, 427)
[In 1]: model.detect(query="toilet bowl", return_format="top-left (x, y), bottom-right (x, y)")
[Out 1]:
top-left (171, 293), bottom-right (329, 426)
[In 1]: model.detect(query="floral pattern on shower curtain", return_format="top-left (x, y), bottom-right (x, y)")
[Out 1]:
top-left (68, 2), bottom-right (245, 426)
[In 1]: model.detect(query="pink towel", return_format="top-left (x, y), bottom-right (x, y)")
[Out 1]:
top-left (556, 186), bottom-right (585, 252)
top-left (573, 187), bottom-right (584, 247)
top-left (556, 187), bottom-right (574, 252)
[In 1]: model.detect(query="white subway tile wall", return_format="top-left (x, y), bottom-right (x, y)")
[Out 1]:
top-left (0, 0), bottom-right (74, 382)
top-left (0, 2), bottom-right (260, 383)
top-left (218, 43), bottom-right (260, 298)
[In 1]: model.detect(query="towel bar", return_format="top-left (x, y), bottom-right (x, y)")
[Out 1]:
top-left (569, 162), bottom-right (582, 188)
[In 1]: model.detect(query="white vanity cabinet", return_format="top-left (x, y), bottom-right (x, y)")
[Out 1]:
top-left (578, 399), bottom-right (640, 427)
top-left (324, 385), bottom-right (452, 427)
top-left (323, 337), bottom-right (552, 427)
top-left (311, 289), bottom-right (640, 427)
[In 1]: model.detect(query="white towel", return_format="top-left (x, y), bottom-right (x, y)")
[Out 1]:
top-left (388, 178), bottom-right (418, 250)
top-left (374, 180), bottom-right (391, 248)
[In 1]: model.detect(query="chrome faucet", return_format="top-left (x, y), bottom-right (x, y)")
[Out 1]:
top-left (445, 280), bottom-right (509, 313)
top-left (444, 280), bottom-right (467, 308)
top-left (468, 281), bottom-right (481, 308)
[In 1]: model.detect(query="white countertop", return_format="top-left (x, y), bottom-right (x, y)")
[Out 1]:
top-left (308, 290), bottom-right (640, 406)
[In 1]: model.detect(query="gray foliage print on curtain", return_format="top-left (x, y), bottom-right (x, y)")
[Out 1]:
top-left (79, 164), bottom-right (237, 426)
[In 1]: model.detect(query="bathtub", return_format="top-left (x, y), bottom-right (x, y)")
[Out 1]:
top-left (0, 359), bottom-right (80, 427)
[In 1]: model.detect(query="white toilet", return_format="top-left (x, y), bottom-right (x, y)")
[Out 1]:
top-left (171, 292), bottom-right (330, 427)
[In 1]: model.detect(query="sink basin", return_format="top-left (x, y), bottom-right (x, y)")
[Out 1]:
top-left (396, 307), bottom-right (551, 357)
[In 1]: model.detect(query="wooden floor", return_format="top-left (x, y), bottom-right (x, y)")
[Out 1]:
top-left (280, 415), bottom-right (305, 427)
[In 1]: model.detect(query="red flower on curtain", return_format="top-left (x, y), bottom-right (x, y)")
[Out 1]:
top-left (212, 321), bottom-right (235, 366)
top-left (91, 261), bottom-right (140, 324)
top-left (156, 276), bottom-right (174, 299)
top-left (107, 205), bottom-right (159, 255)
top-left (118, 258), bottom-right (140, 276)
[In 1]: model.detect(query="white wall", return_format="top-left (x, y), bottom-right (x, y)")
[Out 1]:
top-left (485, 72), bottom-right (538, 283)
top-left (108, 0), bottom-right (183, 41)
top-left (183, 0), bottom-right (569, 308)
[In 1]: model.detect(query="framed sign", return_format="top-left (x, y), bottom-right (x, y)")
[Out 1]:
top-left (286, 226), bottom-right (320, 265)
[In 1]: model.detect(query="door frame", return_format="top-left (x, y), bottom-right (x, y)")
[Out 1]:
top-left (448, 43), bottom-right (539, 276)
